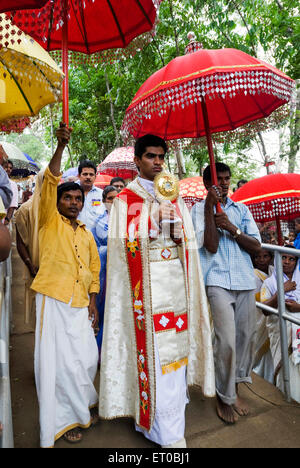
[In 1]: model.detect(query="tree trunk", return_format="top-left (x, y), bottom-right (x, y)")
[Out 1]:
top-left (105, 70), bottom-right (120, 148)
top-left (175, 148), bottom-right (186, 179)
top-left (288, 80), bottom-right (300, 173)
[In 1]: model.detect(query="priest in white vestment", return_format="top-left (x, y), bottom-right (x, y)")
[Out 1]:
top-left (99, 134), bottom-right (215, 448)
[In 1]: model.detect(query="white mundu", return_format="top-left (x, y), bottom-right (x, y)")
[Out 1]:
top-left (35, 294), bottom-right (99, 448)
top-left (99, 177), bottom-right (215, 447)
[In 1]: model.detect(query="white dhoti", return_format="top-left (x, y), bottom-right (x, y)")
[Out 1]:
top-left (35, 293), bottom-right (99, 448)
top-left (135, 333), bottom-right (189, 446)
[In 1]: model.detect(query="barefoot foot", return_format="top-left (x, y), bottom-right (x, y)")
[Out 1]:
top-left (233, 394), bottom-right (249, 416)
top-left (216, 395), bottom-right (238, 424)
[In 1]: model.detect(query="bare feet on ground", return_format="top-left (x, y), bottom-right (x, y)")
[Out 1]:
top-left (216, 394), bottom-right (238, 424)
top-left (233, 393), bottom-right (250, 416)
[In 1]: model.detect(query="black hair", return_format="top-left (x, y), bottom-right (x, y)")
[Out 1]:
top-left (237, 179), bottom-right (248, 187)
top-left (134, 134), bottom-right (168, 159)
top-left (57, 182), bottom-right (85, 205)
top-left (102, 185), bottom-right (118, 202)
top-left (7, 159), bottom-right (13, 167)
top-left (110, 177), bottom-right (125, 186)
top-left (203, 162), bottom-right (231, 182)
top-left (78, 159), bottom-right (97, 175)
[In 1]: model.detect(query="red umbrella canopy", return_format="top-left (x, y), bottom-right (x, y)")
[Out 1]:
top-left (231, 173), bottom-right (300, 223)
top-left (94, 173), bottom-right (113, 189)
top-left (5, 0), bottom-right (159, 55)
top-left (4, 0), bottom-right (162, 125)
top-left (0, 1), bottom-right (48, 12)
top-left (97, 146), bottom-right (138, 180)
top-left (179, 176), bottom-right (233, 209)
top-left (122, 48), bottom-right (294, 143)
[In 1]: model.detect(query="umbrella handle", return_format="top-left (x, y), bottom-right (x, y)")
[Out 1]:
top-left (201, 99), bottom-right (222, 213)
top-left (62, 0), bottom-right (69, 127)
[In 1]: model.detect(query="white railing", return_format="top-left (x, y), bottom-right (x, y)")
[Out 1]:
top-left (256, 243), bottom-right (300, 402)
top-left (0, 253), bottom-right (13, 448)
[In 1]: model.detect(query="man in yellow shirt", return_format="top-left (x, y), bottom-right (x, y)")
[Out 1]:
top-left (31, 124), bottom-right (100, 448)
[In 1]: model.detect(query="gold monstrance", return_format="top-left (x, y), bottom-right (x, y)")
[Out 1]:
top-left (154, 170), bottom-right (180, 202)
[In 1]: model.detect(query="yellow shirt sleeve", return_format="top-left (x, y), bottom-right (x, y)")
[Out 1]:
top-left (39, 166), bottom-right (62, 230)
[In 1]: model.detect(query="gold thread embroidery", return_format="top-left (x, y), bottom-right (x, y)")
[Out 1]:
top-left (39, 295), bottom-right (46, 341)
top-left (238, 189), bottom-right (300, 204)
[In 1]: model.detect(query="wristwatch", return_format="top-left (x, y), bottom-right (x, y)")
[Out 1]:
top-left (233, 228), bottom-right (242, 239)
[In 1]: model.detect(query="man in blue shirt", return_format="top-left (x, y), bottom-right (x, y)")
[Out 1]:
top-left (191, 162), bottom-right (261, 425)
top-left (294, 218), bottom-right (300, 250)
top-left (0, 145), bottom-right (12, 210)
top-left (77, 160), bottom-right (104, 231)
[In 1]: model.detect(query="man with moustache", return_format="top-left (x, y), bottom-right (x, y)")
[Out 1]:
top-left (31, 125), bottom-right (100, 448)
top-left (99, 134), bottom-right (215, 448)
top-left (191, 162), bottom-right (261, 425)
top-left (77, 159), bottom-right (104, 231)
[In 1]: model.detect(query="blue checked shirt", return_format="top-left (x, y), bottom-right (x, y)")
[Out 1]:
top-left (191, 198), bottom-right (261, 291)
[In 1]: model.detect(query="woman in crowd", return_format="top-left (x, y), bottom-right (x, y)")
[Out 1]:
top-left (91, 185), bottom-right (118, 359)
top-left (252, 248), bottom-right (275, 384)
top-left (261, 247), bottom-right (300, 403)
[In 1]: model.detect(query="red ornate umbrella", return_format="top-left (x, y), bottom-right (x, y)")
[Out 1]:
top-left (231, 173), bottom-right (300, 245)
top-left (4, 0), bottom-right (162, 125)
top-left (94, 174), bottom-right (113, 189)
top-left (97, 146), bottom-right (138, 181)
top-left (122, 39), bottom-right (295, 211)
top-left (0, 1), bottom-right (47, 12)
top-left (179, 176), bottom-right (233, 210)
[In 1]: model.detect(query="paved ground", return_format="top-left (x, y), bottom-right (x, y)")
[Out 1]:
top-left (9, 243), bottom-right (300, 449)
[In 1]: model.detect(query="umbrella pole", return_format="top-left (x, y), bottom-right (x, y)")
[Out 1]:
top-left (62, 0), bottom-right (69, 127)
top-left (201, 98), bottom-right (222, 213)
top-left (275, 216), bottom-right (284, 245)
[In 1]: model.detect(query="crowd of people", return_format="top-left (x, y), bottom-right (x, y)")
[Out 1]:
top-left (0, 125), bottom-right (299, 448)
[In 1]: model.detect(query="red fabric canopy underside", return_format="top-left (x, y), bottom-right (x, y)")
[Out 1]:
top-left (0, 1), bottom-right (47, 13)
top-left (8, 0), bottom-right (157, 53)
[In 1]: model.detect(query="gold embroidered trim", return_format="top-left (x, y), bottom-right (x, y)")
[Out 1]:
top-left (238, 189), bottom-right (300, 204)
top-left (161, 357), bottom-right (188, 375)
top-left (39, 295), bottom-right (46, 341)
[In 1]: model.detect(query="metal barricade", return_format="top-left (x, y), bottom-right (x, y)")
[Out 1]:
top-left (0, 253), bottom-right (13, 448)
top-left (256, 243), bottom-right (300, 403)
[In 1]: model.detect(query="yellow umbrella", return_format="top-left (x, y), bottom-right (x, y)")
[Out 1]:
top-left (0, 14), bottom-right (64, 126)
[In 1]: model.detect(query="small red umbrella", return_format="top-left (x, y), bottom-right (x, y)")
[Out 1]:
top-left (97, 146), bottom-right (138, 181)
top-left (4, 0), bottom-right (161, 125)
top-left (231, 173), bottom-right (300, 245)
top-left (94, 174), bottom-right (113, 190)
top-left (179, 176), bottom-right (233, 210)
top-left (0, 1), bottom-right (47, 12)
top-left (122, 42), bottom-right (295, 211)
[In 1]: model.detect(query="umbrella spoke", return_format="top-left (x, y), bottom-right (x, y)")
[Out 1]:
top-left (106, 0), bottom-right (126, 47)
top-left (0, 56), bottom-right (34, 115)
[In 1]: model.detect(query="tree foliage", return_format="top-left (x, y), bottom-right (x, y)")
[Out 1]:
top-left (22, 0), bottom-right (299, 177)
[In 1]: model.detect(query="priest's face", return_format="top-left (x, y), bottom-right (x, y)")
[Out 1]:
top-left (134, 146), bottom-right (165, 181)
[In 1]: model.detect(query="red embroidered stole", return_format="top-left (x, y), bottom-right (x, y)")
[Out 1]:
top-left (118, 188), bottom-right (189, 430)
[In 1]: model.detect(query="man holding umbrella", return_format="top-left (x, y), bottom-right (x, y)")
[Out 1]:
top-left (192, 162), bottom-right (261, 424)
